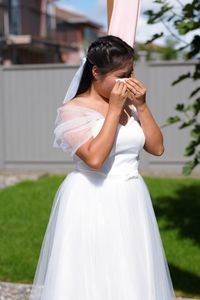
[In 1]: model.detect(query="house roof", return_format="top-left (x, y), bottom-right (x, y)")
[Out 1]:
top-left (55, 6), bottom-right (103, 29)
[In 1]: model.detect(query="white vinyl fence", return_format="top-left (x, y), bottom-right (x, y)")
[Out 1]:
top-left (0, 56), bottom-right (199, 176)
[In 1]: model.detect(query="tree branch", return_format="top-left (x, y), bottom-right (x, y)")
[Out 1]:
top-left (161, 19), bottom-right (189, 45)
top-left (174, 0), bottom-right (184, 8)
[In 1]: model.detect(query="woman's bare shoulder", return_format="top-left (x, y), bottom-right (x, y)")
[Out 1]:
top-left (63, 98), bottom-right (82, 107)
top-left (62, 97), bottom-right (99, 112)
top-left (63, 97), bottom-right (95, 111)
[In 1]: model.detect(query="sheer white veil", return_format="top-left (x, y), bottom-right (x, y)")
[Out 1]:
top-left (63, 56), bottom-right (87, 104)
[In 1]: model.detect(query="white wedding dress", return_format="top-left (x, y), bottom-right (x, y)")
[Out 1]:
top-left (28, 104), bottom-right (176, 300)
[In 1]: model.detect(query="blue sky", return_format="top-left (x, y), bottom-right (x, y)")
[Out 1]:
top-left (57, 0), bottom-right (195, 46)
top-left (57, 0), bottom-right (107, 29)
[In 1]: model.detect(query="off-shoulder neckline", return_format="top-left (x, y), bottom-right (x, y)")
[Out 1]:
top-left (62, 103), bottom-right (134, 127)
top-left (62, 102), bottom-right (105, 118)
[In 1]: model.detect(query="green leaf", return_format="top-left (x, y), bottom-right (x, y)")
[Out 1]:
top-left (175, 104), bottom-right (185, 111)
top-left (192, 98), bottom-right (200, 116)
top-left (186, 36), bottom-right (200, 59)
top-left (166, 116), bottom-right (181, 125)
top-left (144, 3), bottom-right (172, 24)
top-left (184, 147), bottom-right (195, 156)
top-left (172, 73), bottom-right (191, 85)
top-left (191, 125), bottom-right (200, 139)
top-left (179, 119), bottom-right (196, 129)
top-left (177, 45), bottom-right (189, 52)
top-left (193, 63), bottom-right (200, 80)
top-left (183, 152), bottom-right (200, 176)
top-left (189, 87), bottom-right (200, 98)
top-left (167, 14), bottom-right (175, 22)
top-left (145, 33), bottom-right (164, 44)
top-left (154, 0), bottom-right (164, 4)
top-left (185, 104), bottom-right (196, 114)
top-left (183, 161), bottom-right (194, 176)
top-left (184, 140), bottom-right (198, 156)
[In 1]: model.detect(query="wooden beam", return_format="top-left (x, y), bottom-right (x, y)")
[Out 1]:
top-left (107, 0), bottom-right (114, 31)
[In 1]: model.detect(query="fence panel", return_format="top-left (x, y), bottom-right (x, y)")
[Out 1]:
top-left (0, 60), bottom-right (199, 175)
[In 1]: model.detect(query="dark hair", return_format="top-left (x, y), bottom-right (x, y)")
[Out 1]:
top-left (75, 35), bottom-right (135, 97)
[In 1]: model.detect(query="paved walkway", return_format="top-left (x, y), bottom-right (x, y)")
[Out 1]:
top-left (0, 170), bottom-right (50, 190)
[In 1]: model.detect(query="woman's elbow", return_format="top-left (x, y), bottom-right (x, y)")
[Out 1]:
top-left (76, 145), bottom-right (104, 170)
top-left (85, 157), bottom-right (104, 170)
top-left (144, 144), bottom-right (165, 156)
top-left (154, 145), bottom-right (165, 156)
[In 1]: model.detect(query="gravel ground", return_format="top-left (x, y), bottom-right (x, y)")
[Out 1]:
top-left (0, 281), bottom-right (32, 300)
top-left (0, 280), bottom-right (198, 300)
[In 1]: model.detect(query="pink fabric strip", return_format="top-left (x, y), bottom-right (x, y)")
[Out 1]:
top-left (108, 0), bottom-right (141, 47)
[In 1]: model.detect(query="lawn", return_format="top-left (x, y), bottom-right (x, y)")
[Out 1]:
top-left (0, 175), bottom-right (199, 298)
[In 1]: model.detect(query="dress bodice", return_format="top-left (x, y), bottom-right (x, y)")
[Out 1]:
top-left (73, 110), bottom-right (145, 180)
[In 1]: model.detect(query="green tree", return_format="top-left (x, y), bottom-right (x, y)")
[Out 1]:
top-left (161, 37), bottom-right (179, 60)
top-left (136, 38), bottom-right (178, 60)
top-left (144, 0), bottom-right (200, 175)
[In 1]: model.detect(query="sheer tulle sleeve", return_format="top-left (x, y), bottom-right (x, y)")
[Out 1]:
top-left (53, 105), bottom-right (102, 157)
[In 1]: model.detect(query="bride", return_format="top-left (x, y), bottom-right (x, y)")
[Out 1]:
top-left (28, 1), bottom-right (176, 299)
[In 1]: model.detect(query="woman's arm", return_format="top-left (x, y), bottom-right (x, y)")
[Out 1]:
top-left (136, 103), bottom-right (164, 156)
top-left (76, 81), bottom-right (128, 169)
top-left (76, 108), bottom-right (121, 169)
top-left (126, 77), bottom-right (164, 156)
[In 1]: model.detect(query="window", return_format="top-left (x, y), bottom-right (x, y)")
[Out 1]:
top-left (8, 0), bottom-right (21, 34)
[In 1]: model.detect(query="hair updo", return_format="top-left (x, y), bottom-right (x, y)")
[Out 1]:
top-left (75, 35), bottom-right (135, 97)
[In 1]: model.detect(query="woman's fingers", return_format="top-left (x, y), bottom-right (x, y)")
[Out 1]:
top-left (126, 81), bottom-right (141, 95)
top-left (127, 77), bottom-right (144, 89)
top-left (112, 81), bottom-right (128, 98)
top-left (113, 80), bottom-right (123, 93)
top-left (116, 81), bottom-right (127, 93)
top-left (122, 83), bottom-right (128, 97)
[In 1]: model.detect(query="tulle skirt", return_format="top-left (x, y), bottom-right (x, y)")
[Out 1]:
top-left (29, 170), bottom-right (176, 300)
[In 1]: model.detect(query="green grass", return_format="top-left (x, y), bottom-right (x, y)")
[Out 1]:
top-left (0, 175), bottom-right (199, 299)
top-left (0, 175), bottom-right (64, 283)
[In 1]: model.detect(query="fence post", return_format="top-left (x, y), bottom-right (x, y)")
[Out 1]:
top-left (0, 66), bottom-right (4, 169)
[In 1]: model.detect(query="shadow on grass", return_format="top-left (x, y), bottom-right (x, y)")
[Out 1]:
top-left (169, 263), bottom-right (200, 297)
top-left (153, 184), bottom-right (200, 246)
top-left (150, 183), bottom-right (200, 297)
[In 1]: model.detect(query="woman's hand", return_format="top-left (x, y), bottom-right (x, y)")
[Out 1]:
top-left (125, 75), bottom-right (164, 156)
top-left (125, 76), bottom-right (146, 108)
top-left (109, 81), bottom-right (128, 113)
